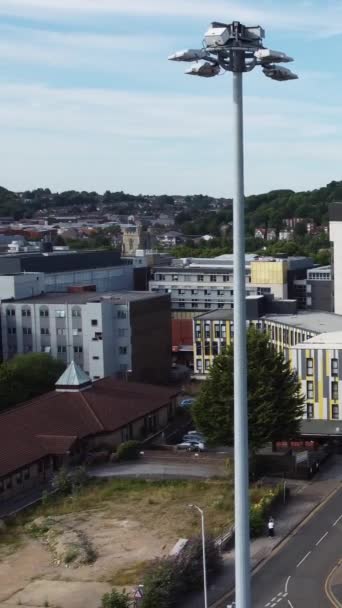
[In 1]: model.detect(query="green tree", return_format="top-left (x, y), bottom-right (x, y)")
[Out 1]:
top-left (0, 353), bottom-right (65, 411)
top-left (192, 328), bottom-right (304, 454)
top-left (101, 589), bottom-right (131, 608)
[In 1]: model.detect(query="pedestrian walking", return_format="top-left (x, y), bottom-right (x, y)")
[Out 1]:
top-left (268, 516), bottom-right (275, 538)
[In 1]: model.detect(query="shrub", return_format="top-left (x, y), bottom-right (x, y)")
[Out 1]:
top-left (52, 466), bottom-right (88, 496)
top-left (141, 536), bottom-right (222, 608)
top-left (117, 441), bottom-right (141, 462)
top-left (141, 558), bottom-right (183, 608)
top-left (101, 588), bottom-right (131, 608)
top-left (250, 507), bottom-right (264, 537)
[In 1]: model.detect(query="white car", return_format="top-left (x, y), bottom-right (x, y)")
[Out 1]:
top-left (176, 441), bottom-right (206, 452)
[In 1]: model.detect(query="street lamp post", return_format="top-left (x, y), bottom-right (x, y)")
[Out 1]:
top-left (170, 22), bottom-right (297, 608)
top-left (188, 504), bottom-right (208, 608)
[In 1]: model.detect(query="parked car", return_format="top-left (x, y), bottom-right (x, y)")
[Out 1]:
top-left (180, 398), bottom-right (195, 408)
top-left (176, 441), bottom-right (206, 452)
top-left (182, 433), bottom-right (204, 443)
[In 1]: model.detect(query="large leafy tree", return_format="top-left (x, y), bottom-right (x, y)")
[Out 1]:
top-left (192, 328), bottom-right (304, 453)
top-left (0, 353), bottom-right (65, 412)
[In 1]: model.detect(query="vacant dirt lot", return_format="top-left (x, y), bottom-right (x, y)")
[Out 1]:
top-left (0, 479), bottom-right (234, 608)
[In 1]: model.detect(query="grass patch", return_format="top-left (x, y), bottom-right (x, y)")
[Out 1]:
top-left (106, 560), bottom-right (153, 585)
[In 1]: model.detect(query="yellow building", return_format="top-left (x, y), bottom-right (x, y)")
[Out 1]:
top-left (250, 260), bottom-right (288, 299)
top-left (293, 332), bottom-right (342, 423)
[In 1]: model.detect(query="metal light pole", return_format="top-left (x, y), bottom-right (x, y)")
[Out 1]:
top-left (188, 504), bottom-right (208, 608)
top-left (170, 23), bottom-right (298, 608)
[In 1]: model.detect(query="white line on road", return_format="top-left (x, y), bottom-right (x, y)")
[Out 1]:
top-left (285, 576), bottom-right (291, 593)
top-left (316, 531), bottom-right (328, 546)
top-left (288, 600), bottom-right (294, 608)
top-left (333, 513), bottom-right (342, 527)
top-left (296, 551), bottom-right (311, 568)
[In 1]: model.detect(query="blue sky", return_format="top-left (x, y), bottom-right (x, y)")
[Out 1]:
top-left (1, 0), bottom-right (342, 196)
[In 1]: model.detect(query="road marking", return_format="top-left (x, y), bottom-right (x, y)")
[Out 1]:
top-left (288, 600), bottom-right (294, 608)
top-left (324, 563), bottom-right (341, 608)
top-left (285, 576), bottom-right (291, 593)
top-left (316, 531), bottom-right (328, 546)
top-left (296, 551), bottom-right (311, 568)
top-left (333, 513), bottom-right (342, 527)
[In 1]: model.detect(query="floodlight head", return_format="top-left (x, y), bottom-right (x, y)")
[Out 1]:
top-left (204, 24), bottom-right (230, 48)
top-left (255, 48), bottom-right (293, 64)
top-left (168, 49), bottom-right (208, 62)
top-left (185, 62), bottom-right (220, 78)
top-left (263, 64), bottom-right (298, 81)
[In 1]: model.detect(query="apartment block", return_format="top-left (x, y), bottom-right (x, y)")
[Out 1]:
top-left (0, 291), bottom-right (171, 384)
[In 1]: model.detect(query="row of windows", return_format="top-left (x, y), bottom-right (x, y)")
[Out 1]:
top-left (196, 359), bottom-right (211, 371)
top-left (269, 325), bottom-right (310, 346)
top-left (0, 468), bottom-right (30, 492)
top-left (306, 380), bottom-right (339, 400)
top-left (306, 358), bottom-right (338, 377)
top-left (196, 341), bottom-right (226, 356)
top-left (177, 289), bottom-right (233, 296)
top-left (6, 308), bottom-right (127, 320)
top-left (155, 273), bottom-right (233, 283)
top-left (307, 404), bottom-right (339, 420)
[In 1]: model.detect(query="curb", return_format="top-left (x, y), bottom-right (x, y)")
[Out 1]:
top-left (209, 482), bottom-right (341, 608)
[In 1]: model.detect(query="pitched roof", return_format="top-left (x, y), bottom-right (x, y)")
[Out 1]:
top-left (0, 378), bottom-right (178, 478)
top-left (55, 361), bottom-right (92, 391)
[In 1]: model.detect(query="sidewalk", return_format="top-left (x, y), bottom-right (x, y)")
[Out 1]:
top-left (182, 477), bottom-right (340, 608)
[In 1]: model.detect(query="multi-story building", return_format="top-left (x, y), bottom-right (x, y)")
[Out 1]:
top-left (0, 250), bottom-right (134, 293)
top-left (193, 296), bottom-right (266, 378)
top-left (0, 291), bottom-right (171, 384)
top-left (329, 202), bottom-right (342, 314)
top-left (291, 332), bottom-right (342, 423)
top-left (306, 266), bottom-right (333, 312)
top-left (150, 255), bottom-right (300, 318)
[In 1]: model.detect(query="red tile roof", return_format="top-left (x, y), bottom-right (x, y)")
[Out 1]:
top-left (0, 378), bottom-right (178, 477)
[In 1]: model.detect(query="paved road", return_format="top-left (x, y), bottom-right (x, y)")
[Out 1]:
top-left (225, 485), bottom-right (342, 608)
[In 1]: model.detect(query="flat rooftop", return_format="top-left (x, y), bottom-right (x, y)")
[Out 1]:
top-left (6, 291), bottom-right (166, 305)
top-left (263, 311), bottom-right (342, 333)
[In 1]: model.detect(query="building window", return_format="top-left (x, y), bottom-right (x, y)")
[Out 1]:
top-left (55, 310), bottom-right (65, 318)
top-left (195, 325), bottom-right (201, 340)
top-left (196, 342), bottom-right (202, 356)
top-left (16, 472), bottom-right (23, 485)
top-left (332, 405), bottom-right (339, 420)
top-left (157, 274), bottom-right (165, 281)
top-left (118, 328), bottom-right (126, 337)
top-left (191, 302), bottom-right (198, 309)
top-left (197, 275), bottom-right (204, 282)
top-left (178, 289), bottom-right (185, 295)
top-left (7, 308), bottom-right (15, 316)
top-left (332, 382), bottom-right (339, 400)
top-left (196, 360), bottom-right (203, 371)
top-left (92, 356), bottom-right (100, 360)
top-left (212, 342), bottom-right (218, 356)
top-left (93, 375), bottom-right (100, 380)
top-left (23, 328), bottom-right (32, 335)
top-left (307, 403), bottom-right (314, 419)
top-left (205, 360), bottom-right (211, 371)
top-left (306, 358), bottom-right (313, 376)
top-left (204, 342), bottom-right (210, 356)
top-left (117, 310), bottom-right (127, 319)
top-left (22, 308), bottom-right (31, 317)
top-left (218, 303), bottom-right (224, 309)
top-left (40, 328), bottom-right (49, 335)
top-left (91, 319), bottom-right (98, 326)
top-left (223, 275), bottom-right (229, 282)
top-left (214, 324), bottom-right (220, 338)
top-left (40, 308), bottom-right (49, 317)
top-left (172, 274), bottom-right (179, 281)
top-left (57, 346), bottom-right (67, 353)
top-left (72, 308), bottom-right (81, 318)
top-left (7, 327), bottom-right (16, 335)
top-left (23, 469), bottom-right (30, 480)
top-left (306, 381), bottom-right (314, 400)
top-left (204, 289), bottom-right (211, 296)
top-left (191, 289), bottom-right (198, 295)
top-left (119, 346), bottom-right (127, 355)
top-left (179, 302), bottom-right (185, 309)
top-left (204, 301), bottom-right (211, 309)
top-left (331, 359), bottom-right (339, 377)
top-left (74, 346), bottom-right (83, 353)
top-left (210, 275), bottom-right (217, 282)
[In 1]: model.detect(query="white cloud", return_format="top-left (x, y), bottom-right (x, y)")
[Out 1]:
top-left (0, 25), bottom-right (173, 70)
top-left (1, 0), bottom-right (342, 36)
top-left (0, 81), bottom-right (341, 196)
